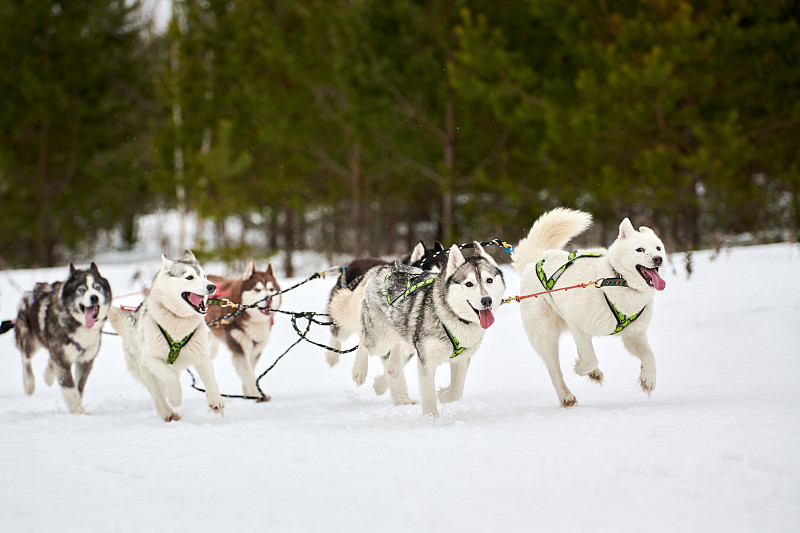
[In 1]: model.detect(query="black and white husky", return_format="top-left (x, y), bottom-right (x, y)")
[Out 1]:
top-left (348, 242), bottom-right (506, 418)
top-left (108, 250), bottom-right (224, 422)
top-left (13, 263), bottom-right (112, 414)
top-left (512, 208), bottom-right (667, 407)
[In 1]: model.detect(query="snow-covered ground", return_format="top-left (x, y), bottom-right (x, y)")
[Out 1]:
top-left (1, 243), bottom-right (798, 532)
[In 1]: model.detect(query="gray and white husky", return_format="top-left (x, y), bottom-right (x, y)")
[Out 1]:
top-left (347, 242), bottom-right (505, 418)
top-left (108, 250), bottom-right (224, 421)
top-left (326, 241), bottom-right (446, 405)
top-left (512, 208), bottom-right (667, 407)
top-left (13, 263), bottom-right (112, 414)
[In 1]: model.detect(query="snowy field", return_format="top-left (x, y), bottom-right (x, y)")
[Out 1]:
top-left (0, 242), bottom-right (798, 533)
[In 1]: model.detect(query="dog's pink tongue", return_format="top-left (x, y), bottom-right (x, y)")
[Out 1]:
top-left (645, 268), bottom-right (667, 291)
top-left (188, 293), bottom-right (205, 307)
top-left (478, 308), bottom-right (495, 329)
top-left (84, 306), bottom-right (97, 329)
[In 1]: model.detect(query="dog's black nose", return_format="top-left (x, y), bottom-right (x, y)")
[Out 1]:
top-left (653, 256), bottom-right (663, 266)
top-left (207, 284), bottom-right (216, 293)
top-left (90, 295), bottom-right (99, 305)
top-left (480, 296), bottom-right (492, 309)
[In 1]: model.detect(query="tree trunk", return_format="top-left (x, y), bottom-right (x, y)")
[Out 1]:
top-left (441, 98), bottom-right (456, 245)
top-left (283, 205), bottom-right (295, 277)
top-left (349, 141), bottom-right (364, 257)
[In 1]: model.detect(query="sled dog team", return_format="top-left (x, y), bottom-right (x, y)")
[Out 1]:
top-left (9, 208), bottom-right (667, 421)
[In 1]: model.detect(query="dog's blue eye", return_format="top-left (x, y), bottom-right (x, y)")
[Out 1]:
top-left (77, 287), bottom-right (86, 294)
top-left (636, 248), bottom-right (644, 253)
top-left (93, 284), bottom-right (101, 290)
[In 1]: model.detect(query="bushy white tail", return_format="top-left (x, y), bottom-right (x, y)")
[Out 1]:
top-left (512, 208), bottom-right (593, 273)
top-left (328, 283), bottom-right (365, 335)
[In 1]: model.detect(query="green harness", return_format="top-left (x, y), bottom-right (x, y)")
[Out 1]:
top-left (385, 263), bottom-right (466, 359)
top-left (158, 325), bottom-right (197, 364)
top-left (535, 252), bottom-right (645, 335)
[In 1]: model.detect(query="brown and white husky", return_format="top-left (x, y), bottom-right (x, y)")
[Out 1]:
top-left (206, 260), bottom-right (282, 400)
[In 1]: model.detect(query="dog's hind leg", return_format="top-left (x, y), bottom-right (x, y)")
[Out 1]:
top-left (438, 356), bottom-right (471, 404)
top-left (383, 350), bottom-right (416, 405)
top-left (325, 335), bottom-right (342, 367)
top-left (21, 354), bottom-right (37, 395)
top-left (231, 352), bottom-right (261, 399)
top-left (622, 332), bottom-right (657, 395)
top-left (44, 359), bottom-right (56, 387)
top-left (570, 327), bottom-right (603, 385)
top-left (522, 304), bottom-right (575, 407)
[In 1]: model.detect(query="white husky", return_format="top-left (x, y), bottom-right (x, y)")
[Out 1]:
top-left (512, 208), bottom-right (667, 407)
top-left (108, 250), bottom-right (224, 421)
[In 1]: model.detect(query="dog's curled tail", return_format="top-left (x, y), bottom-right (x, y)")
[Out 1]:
top-left (512, 207), bottom-right (593, 274)
top-left (328, 283), bottom-right (365, 336)
top-left (107, 306), bottom-right (135, 341)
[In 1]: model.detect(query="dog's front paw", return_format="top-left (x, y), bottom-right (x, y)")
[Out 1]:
top-left (325, 351), bottom-right (340, 367)
top-left (164, 411), bottom-right (181, 422)
top-left (352, 363), bottom-right (368, 387)
top-left (587, 369), bottom-right (604, 385)
top-left (208, 395), bottom-right (225, 416)
top-left (373, 375), bottom-right (388, 395)
top-left (437, 387), bottom-right (462, 404)
top-left (559, 393), bottom-right (577, 408)
top-left (639, 369), bottom-right (656, 396)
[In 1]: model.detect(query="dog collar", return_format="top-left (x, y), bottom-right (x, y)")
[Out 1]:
top-left (157, 325), bottom-right (197, 364)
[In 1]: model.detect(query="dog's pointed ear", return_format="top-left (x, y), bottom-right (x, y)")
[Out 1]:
top-left (409, 241), bottom-right (426, 264)
top-left (618, 218), bottom-right (635, 239)
top-left (434, 241), bottom-right (444, 252)
top-left (161, 254), bottom-right (173, 270)
top-left (69, 263), bottom-right (77, 277)
top-left (472, 241), bottom-right (497, 266)
top-left (242, 259), bottom-right (255, 280)
top-left (639, 225), bottom-right (654, 235)
top-left (445, 245), bottom-right (466, 279)
top-left (181, 249), bottom-right (196, 262)
top-left (266, 263), bottom-right (275, 277)
top-left (90, 262), bottom-right (100, 274)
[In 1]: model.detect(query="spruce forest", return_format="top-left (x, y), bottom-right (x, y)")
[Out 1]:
top-left (1, 0), bottom-right (798, 271)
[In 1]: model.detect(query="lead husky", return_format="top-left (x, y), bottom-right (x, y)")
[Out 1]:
top-left (108, 250), bottom-right (224, 421)
top-left (13, 263), bottom-right (111, 413)
top-left (206, 260), bottom-right (281, 400)
top-left (349, 242), bottom-right (505, 418)
top-left (512, 208), bottom-right (667, 407)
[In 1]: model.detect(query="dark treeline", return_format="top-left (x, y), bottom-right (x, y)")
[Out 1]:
top-left (1, 0), bottom-right (798, 270)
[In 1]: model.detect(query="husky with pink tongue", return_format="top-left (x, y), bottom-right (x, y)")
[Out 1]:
top-left (13, 263), bottom-right (112, 414)
top-left (512, 208), bottom-right (667, 407)
top-left (108, 250), bottom-right (224, 422)
top-left (349, 242), bottom-right (506, 418)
